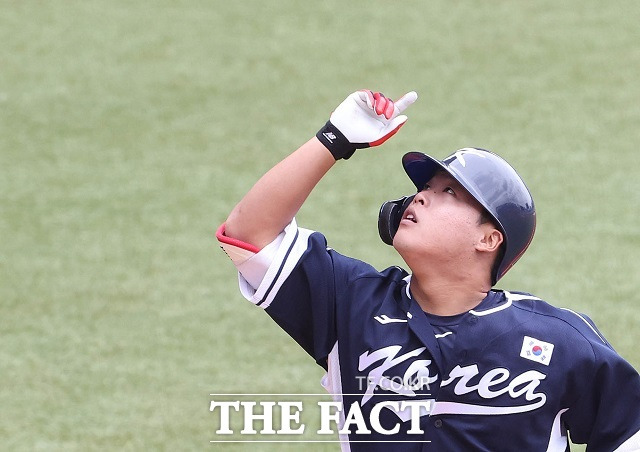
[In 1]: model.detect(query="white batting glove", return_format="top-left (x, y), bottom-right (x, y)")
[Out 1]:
top-left (316, 90), bottom-right (418, 160)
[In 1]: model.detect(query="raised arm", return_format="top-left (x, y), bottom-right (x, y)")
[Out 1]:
top-left (224, 137), bottom-right (334, 249)
top-left (223, 89), bottom-right (418, 250)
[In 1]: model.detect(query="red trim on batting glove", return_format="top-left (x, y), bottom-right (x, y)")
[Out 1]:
top-left (360, 89), bottom-right (375, 108)
top-left (369, 121), bottom-right (406, 147)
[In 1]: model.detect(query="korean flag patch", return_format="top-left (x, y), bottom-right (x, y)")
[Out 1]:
top-left (520, 336), bottom-right (555, 366)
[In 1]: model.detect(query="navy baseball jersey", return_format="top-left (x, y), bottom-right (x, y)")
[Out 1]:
top-left (219, 220), bottom-right (640, 451)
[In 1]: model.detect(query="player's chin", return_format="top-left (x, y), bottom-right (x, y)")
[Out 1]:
top-left (392, 228), bottom-right (411, 252)
top-left (392, 235), bottom-right (418, 270)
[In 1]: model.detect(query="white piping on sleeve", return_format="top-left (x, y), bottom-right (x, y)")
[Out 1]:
top-left (559, 308), bottom-right (607, 344)
top-left (237, 219), bottom-right (314, 309)
top-left (235, 230), bottom-right (285, 289)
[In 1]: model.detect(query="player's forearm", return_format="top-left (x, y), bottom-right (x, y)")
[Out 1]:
top-left (223, 89), bottom-right (417, 249)
top-left (224, 137), bottom-right (335, 249)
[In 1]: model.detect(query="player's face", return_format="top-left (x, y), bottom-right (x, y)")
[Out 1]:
top-left (393, 171), bottom-right (489, 265)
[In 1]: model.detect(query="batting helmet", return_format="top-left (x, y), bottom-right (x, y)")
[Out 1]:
top-left (379, 147), bottom-right (536, 284)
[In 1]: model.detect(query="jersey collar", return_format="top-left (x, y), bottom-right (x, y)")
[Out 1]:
top-left (403, 275), bottom-right (515, 318)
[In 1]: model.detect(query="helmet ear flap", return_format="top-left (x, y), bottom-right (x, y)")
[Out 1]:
top-left (378, 195), bottom-right (414, 245)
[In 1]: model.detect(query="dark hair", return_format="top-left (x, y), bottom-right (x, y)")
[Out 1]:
top-left (478, 209), bottom-right (493, 226)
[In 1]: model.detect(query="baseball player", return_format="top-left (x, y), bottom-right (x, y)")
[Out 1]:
top-left (217, 89), bottom-right (640, 450)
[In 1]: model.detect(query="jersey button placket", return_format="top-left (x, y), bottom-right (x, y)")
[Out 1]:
top-left (434, 418), bottom-right (443, 428)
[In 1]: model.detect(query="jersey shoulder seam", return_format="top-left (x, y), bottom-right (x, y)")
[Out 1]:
top-left (511, 302), bottom-right (599, 361)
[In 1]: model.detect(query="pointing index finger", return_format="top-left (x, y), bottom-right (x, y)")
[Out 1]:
top-left (394, 91), bottom-right (418, 115)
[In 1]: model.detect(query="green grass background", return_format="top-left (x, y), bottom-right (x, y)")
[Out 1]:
top-left (1, 1), bottom-right (638, 450)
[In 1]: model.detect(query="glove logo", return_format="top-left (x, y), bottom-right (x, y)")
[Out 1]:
top-left (322, 132), bottom-right (337, 143)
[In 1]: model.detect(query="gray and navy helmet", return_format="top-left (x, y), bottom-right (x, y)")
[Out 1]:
top-left (378, 148), bottom-right (536, 284)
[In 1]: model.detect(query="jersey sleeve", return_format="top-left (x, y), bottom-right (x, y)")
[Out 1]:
top-left (218, 219), bottom-right (367, 369)
top-left (561, 313), bottom-right (640, 450)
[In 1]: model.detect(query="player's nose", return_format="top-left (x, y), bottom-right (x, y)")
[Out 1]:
top-left (413, 191), bottom-right (429, 207)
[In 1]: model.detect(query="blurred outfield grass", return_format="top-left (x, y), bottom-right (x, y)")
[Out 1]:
top-left (1, 1), bottom-right (638, 450)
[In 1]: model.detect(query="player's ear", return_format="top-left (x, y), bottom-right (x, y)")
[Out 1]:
top-left (475, 225), bottom-right (504, 254)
